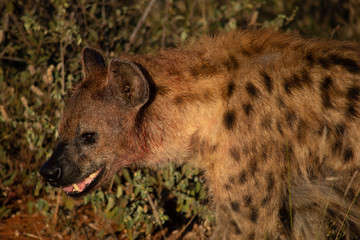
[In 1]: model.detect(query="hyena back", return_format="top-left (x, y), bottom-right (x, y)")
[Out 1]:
top-left (40, 29), bottom-right (360, 239)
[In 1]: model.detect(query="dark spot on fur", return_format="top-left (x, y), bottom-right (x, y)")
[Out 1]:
top-left (229, 176), bottom-right (236, 184)
top-left (200, 141), bottom-right (206, 155)
top-left (227, 82), bottom-right (235, 98)
top-left (267, 172), bottom-right (275, 192)
top-left (208, 144), bottom-right (218, 154)
top-left (283, 70), bottom-right (313, 94)
top-left (220, 204), bottom-right (228, 213)
top-left (283, 74), bottom-right (300, 94)
top-left (243, 103), bottom-right (253, 116)
top-left (245, 82), bottom-right (259, 97)
top-left (239, 171), bottom-right (247, 184)
top-left (174, 95), bottom-right (185, 105)
top-left (261, 72), bottom-right (273, 93)
top-left (318, 57), bottom-right (330, 69)
top-left (347, 86), bottom-right (360, 102)
top-left (344, 148), bottom-right (354, 162)
top-left (243, 146), bottom-right (250, 156)
top-left (250, 207), bottom-right (259, 223)
top-left (285, 110), bottom-right (297, 129)
top-left (277, 97), bottom-right (286, 109)
top-left (297, 120), bottom-right (307, 143)
top-left (230, 220), bottom-right (242, 235)
top-left (261, 146), bottom-right (268, 161)
top-left (332, 140), bottom-right (342, 155)
top-left (347, 104), bottom-right (358, 118)
top-left (243, 195), bottom-right (252, 207)
top-left (276, 121), bottom-right (283, 135)
top-left (261, 115), bottom-right (272, 130)
top-left (305, 53), bottom-right (315, 65)
top-left (279, 203), bottom-right (292, 233)
top-left (283, 79), bottom-right (291, 94)
top-left (156, 85), bottom-right (169, 96)
top-left (320, 76), bottom-right (333, 108)
top-left (230, 147), bottom-right (241, 162)
top-left (321, 93), bottom-right (332, 108)
top-left (223, 110), bottom-right (236, 130)
top-left (321, 77), bottom-right (333, 90)
top-left (261, 195), bottom-right (271, 206)
top-left (300, 69), bottom-right (312, 85)
top-left (224, 184), bottom-right (232, 190)
top-left (250, 42), bottom-right (264, 53)
top-left (203, 90), bottom-right (216, 103)
top-left (329, 54), bottom-right (360, 74)
top-left (241, 48), bottom-right (252, 56)
top-left (200, 141), bottom-right (217, 154)
top-left (231, 201), bottom-right (240, 212)
top-left (249, 160), bottom-right (257, 176)
top-left (283, 145), bottom-right (294, 162)
top-left (335, 124), bottom-right (345, 137)
top-left (248, 232), bottom-right (255, 240)
top-left (223, 55), bottom-right (239, 71)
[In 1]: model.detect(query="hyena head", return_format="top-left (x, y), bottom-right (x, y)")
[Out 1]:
top-left (40, 47), bottom-right (149, 197)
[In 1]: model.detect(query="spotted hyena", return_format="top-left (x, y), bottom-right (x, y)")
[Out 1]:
top-left (40, 29), bottom-right (360, 239)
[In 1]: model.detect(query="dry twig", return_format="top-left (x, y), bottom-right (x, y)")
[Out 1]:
top-left (125, 0), bottom-right (157, 52)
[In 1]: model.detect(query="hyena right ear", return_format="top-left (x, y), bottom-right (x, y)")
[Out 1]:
top-left (81, 47), bottom-right (107, 79)
top-left (108, 59), bottom-right (149, 108)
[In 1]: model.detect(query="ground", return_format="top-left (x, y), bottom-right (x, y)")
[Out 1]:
top-left (0, 194), bottom-right (212, 240)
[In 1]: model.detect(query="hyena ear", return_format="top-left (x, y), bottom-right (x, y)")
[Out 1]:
top-left (81, 47), bottom-right (106, 79)
top-left (108, 59), bottom-right (149, 108)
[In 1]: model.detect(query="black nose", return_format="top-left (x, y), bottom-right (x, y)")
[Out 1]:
top-left (40, 164), bottom-right (62, 183)
top-left (40, 141), bottom-right (67, 184)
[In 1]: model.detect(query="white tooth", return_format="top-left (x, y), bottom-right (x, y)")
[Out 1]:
top-left (73, 184), bottom-right (80, 191)
top-left (89, 170), bottom-right (99, 179)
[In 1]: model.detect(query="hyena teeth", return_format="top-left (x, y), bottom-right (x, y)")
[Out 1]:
top-left (73, 183), bottom-right (80, 191)
top-left (89, 170), bottom-right (99, 179)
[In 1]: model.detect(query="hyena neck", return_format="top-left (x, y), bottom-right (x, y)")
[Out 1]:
top-left (120, 51), bottom-right (228, 167)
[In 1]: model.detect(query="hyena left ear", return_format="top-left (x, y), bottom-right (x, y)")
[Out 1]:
top-left (108, 59), bottom-right (149, 108)
top-left (81, 47), bottom-right (107, 79)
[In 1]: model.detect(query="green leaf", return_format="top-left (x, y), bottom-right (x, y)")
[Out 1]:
top-left (122, 169), bottom-right (132, 183)
top-left (34, 180), bottom-right (43, 197)
top-left (64, 196), bottom-right (75, 210)
top-left (3, 171), bottom-right (16, 186)
top-left (27, 201), bottom-right (34, 214)
top-left (104, 195), bottom-right (115, 213)
top-left (0, 206), bottom-right (11, 219)
top-left (116, 185), bottom-right (123, 198)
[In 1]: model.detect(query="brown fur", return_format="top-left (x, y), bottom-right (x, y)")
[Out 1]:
top-left (41, 29), bottom-right (360, 239)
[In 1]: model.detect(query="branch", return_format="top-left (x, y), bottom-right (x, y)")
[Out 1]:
top-left (125, 0), bottom-right (157, 52)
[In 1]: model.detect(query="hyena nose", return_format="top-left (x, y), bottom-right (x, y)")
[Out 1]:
top-left (39, 165), bottom-right (62, 183)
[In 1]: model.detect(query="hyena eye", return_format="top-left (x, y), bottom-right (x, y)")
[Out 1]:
top-left (80, 132), bottom-right (96, 144)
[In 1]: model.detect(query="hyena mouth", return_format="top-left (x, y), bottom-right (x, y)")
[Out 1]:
top-left (62, 167), bottom-right (105, 197)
